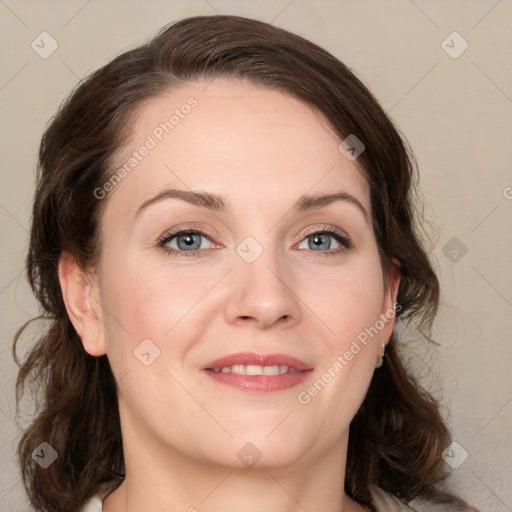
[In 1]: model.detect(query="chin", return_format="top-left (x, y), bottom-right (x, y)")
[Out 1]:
top-left (201, 425), bottom-right (317, 471)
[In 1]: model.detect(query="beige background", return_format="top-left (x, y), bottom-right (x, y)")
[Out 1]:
top-left (1, 1), bottom-right (511, 510)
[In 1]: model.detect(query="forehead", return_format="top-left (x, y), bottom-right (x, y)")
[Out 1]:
top-left (104, 79), bottom-right (370, 221)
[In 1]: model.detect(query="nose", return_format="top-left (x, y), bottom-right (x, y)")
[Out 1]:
top-left (224, 248), bottom-right (302, 330)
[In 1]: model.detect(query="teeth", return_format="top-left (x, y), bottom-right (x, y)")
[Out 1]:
top-left (246, 365), bottom-right (263, 375)
top-left (232, 364), bottom-right (245, 375)
top-left (212, 364), bottom-right (292, 375)
top-left (263, 365), bottom-right (280, 375)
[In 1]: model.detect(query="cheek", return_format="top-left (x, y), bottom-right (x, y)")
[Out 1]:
top-left (305, 255), bottom-right (386, 408)
top-left (312, 258), bottom-right (386, 344)
top-left (97, 258), bottom-right (221, 361)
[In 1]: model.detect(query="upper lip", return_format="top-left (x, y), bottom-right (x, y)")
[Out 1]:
top-left (203, 351), bottom-right (312, 371)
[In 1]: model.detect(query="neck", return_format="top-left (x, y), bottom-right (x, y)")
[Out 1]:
top-left (102, 429), bottom-right (367, 512)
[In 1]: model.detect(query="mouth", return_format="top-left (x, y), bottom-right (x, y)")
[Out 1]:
top-left (202, 352), bottom-right (314, 392)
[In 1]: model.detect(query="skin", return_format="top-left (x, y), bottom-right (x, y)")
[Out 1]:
top-left (59, 79), bottom-right (400, 512)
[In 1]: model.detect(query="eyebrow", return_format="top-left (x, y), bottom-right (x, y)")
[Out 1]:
top-left (136, 188), bottom-right (369, 222)
top-left (293, 191), bottom-right (368, 221)
top-left (137, 188), bottom-right (227, 215)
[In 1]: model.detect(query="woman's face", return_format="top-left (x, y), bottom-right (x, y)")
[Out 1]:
top-left (85, 79), bottom-right (399, 471)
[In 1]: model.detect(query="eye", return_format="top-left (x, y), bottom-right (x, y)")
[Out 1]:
top-left (157, 227), bottom-right (351, 257)
top-left (158, 229), bottom-right (215, 256)
top-left (297, 228), bottom-right (352, 253)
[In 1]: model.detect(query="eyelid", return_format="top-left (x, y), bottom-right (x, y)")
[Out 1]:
top-left (301, 224), bottom-right (349, 240)
top-left (158, 222), bottom-right (218, 243)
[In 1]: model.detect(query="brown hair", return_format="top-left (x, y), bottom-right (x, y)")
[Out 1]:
top-left (14, 14), bottom-right (472, 512)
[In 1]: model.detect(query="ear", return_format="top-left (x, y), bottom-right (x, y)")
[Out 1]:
top-left (380, 258), bottom-right (401, 342)
top-left (58, 251), bottom-right (106, 356)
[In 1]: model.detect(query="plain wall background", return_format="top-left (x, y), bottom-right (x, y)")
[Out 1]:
top-left (1, 1), bottom-right (511, 510)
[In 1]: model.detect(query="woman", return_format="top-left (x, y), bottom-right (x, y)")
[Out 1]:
top-left (14, 15), bottom-right (478, 512)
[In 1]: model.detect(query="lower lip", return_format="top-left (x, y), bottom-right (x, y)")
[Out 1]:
top-left (203, 369), bottom-right (313, 392)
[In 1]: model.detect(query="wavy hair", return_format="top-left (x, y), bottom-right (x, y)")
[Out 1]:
top-left (14, 14), bottom-right (472, 511)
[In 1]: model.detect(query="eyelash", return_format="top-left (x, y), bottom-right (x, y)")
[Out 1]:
top-left (157, 226), bottom-right (353, 258)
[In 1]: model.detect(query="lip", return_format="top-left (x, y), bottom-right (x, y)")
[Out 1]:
top-left (204, 351), bottom-right (312, 371)
top-left (202, 351), bottom-right (314, 392)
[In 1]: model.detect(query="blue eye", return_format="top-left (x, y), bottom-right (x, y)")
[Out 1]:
top-left (158, 230), bottom-right (214, 255)
top-left (297, 229), bottom-right (352, 252)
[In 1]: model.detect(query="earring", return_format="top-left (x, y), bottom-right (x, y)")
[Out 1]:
top-left (375, 344), bottom-right (386, 369)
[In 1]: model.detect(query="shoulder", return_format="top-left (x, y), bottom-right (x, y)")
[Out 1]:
top-left (369, 485), bottom-right (416, 511)
top-left (79, 480), bottom-right (120, 511)
top-left (369, 485), bottom-right (478, 512)
top-left (79, 494), bottom-right (103, 511)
